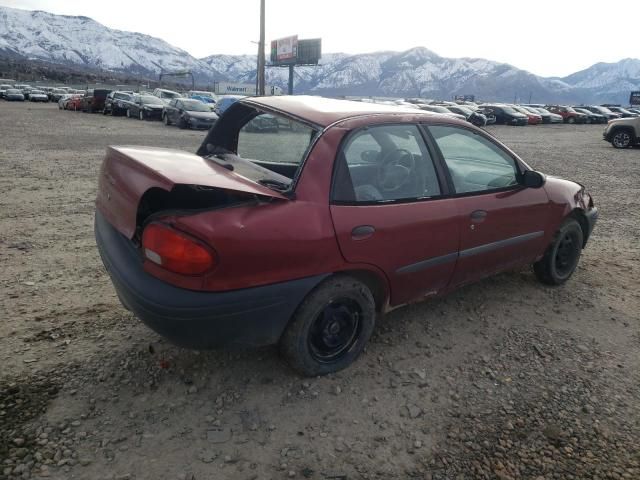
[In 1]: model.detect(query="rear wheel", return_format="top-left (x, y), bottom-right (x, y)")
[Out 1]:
top-left (279, 276), bottom-right (376, 376)
top-left (139, 110), bottom-right (145, 120)
top-left (567, 117), bottom-right (575, 124)
top-left (534, 218), bottom-right (583, 285)
top-left (611, 129), bottom-right (633, 149)
top-left (126, 109), bottom-right (131, 118)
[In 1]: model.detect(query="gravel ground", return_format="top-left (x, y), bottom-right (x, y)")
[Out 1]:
top-left (1, 102), bottom-right (639, 480)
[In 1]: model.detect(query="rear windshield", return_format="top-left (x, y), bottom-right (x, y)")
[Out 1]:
top-left (159, 91), bottom-right (181, 99)
top-left (203, 110), bottom-right (319, 193)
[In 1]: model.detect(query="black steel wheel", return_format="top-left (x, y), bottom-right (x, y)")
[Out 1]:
top-left (534, 218), bottom-right (584, 285)
top-left (280, 276), bottom-right (376, 376)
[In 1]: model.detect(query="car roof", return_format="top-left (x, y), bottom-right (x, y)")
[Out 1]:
top-left (242, 95), bottom-right (440, 128)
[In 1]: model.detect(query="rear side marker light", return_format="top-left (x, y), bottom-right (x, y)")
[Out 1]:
top-left (142, 223), bottom-right (216, 275)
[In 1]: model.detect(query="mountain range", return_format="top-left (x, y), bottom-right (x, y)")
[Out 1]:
top-left (1, 5), bottom-right (639, 104)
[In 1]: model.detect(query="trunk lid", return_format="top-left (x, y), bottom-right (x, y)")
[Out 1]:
top-left (96, 146), bottom-right (287, 238)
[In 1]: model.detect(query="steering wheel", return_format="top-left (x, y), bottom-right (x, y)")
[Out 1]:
top-left (377, 149), bottom-right (416, 192)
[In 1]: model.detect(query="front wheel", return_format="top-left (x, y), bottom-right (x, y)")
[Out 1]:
top-left (534, 218), bottom-right (583, 286)
top-left (139, 110), bottom-right (145, 121)
top-left (567, 117), bottom-right (575, 124)
top-left (611, 130), bottom-right (632, 149)
top-left (279, 276), bottom-right (376, 376)
top-left (126, 109), bottom-right (131, 118)
top-left (163, 114), bottom-right (171, 126)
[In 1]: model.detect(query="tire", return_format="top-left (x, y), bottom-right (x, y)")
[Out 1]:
top-left (178, 117), bottom-right (188, 129)
top-left (139, 110), bottom-right (145, 120)
top-left (567, 117), bottom-right (575, 124)
top-left (534, 218), bottom-right (584, 286)
top-left (611, 129), bottom-right (633, 149)
top-left (126, 109), bottom-right (131, 118)
top-left (163, 114), bottom-right (171, 126)
top-left (279, 275), bottom-right (376, 377)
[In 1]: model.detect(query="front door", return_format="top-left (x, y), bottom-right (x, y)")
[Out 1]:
top-left (330, 124), bottom-right (460, 306)
top-left (427, 124), bottom-right (550, 287)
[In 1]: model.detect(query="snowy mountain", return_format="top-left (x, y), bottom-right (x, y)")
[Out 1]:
top-left (0, 6), bottom-right (223, 82)
top-left (1, 5), bottom-right (639, 104)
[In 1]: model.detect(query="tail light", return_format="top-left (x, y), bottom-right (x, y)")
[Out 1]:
top-left (141, 223), bottom-right (216, 275)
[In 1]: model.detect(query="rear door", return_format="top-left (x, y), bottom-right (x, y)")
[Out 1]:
top-left (426, 124), bottom-right (550, 287)
top-left (330, 124), bottom-right (459, 306)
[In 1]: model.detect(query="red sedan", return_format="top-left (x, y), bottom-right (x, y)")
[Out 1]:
top-left (65, 95), bottom-right (83, 111)
top-left (513, 105), bottom-right (542, 125)
top-left (95, 96), bottom-right (598, 376)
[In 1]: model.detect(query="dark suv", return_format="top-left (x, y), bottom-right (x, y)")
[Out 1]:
top-left (81, 89), bottom-right (112, 113)
top-left (104, 91), bottom-right (133, 116)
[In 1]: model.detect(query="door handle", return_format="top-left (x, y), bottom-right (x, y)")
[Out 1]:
top-left (470, 210), bottom-right (487, 222)
top-left (351, 225), bottom-right (375, 240)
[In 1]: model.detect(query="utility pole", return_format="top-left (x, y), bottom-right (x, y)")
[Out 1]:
top-left (257, 0), bottom-right (266, 96)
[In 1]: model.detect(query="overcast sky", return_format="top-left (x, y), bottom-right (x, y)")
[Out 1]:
top-left (2, 0), bottom-right (638, 77)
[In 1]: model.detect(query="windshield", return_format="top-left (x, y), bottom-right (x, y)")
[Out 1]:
top-left (31, 90), bottom-right (45, 94)
top-left (191, 91), bottom-right (214, 98)
top-left (615, 108), bottom-right (632, 114)
top-left (181, 100), bottom-right (211, 112)
top-left (455, 106), bottom-right (473, 115)
top-left (501, 106), bottom-right (518, 114)
top-left (140, 95), bottom-right (163, 105)
top-left (160, 91), bottom-right (180, 99)
top-left (565, 106), bottom-right (577, 113)
top-left (7, 89), bottom-right (20, 94)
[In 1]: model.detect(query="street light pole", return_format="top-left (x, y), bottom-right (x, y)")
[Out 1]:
top-left (257, 0), bottom-right (266, 96)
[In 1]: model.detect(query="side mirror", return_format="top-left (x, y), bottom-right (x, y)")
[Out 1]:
top-left (522, 170), bottom-right (545, 189)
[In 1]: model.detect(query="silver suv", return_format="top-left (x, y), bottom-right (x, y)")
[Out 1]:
top-left (603, 116), bottom-right (640, 148)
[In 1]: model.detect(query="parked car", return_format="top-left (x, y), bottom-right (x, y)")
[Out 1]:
top-left (604, 106), bottom-right (639, 118)
top-left (104, 91), bottom-right (134, 116)
top-left (415, 104), bottom-right (466, 121)
top-left (603, 116), bottom-right (640, 148)
top-left (530, 107), bottom-right (564, 124)
top-left (520, 106), bottom-right (551, 124)
top-left (481, 105), bottom-right (528, 126)
top-left (123, 94), bottom-right (165, 120)
top-left (244, 113), bottom-right (279, 132)
top-left (65, 95), bottom-right (84, 111)
top-left (28, 89), bottom-right (49, 102)
top-left (94, 96), bottom-right (598, 376)
top-left (474, 107), bottom-right (497, 125)
top-left (578, 105), bottom-right (619, 120)
top-left (58, 94), bottom-right (74, 109)
top-left (81, 89), bottom-right (111, 113)
top-left (163, 98), bottom-right (219, 129)
top-left (0, 84), bottom-right (12, 98)
top-left (512, 105), bottom-right (542, 125)
top-left (572, 107), bottom-right (607, 124)
top-left (152, 88), bottom-right (182, 104)
top-left (188, 90), bottom-right (217, 104)
top-left (546, 105), bottom-right (587, 124)
top-left (4, 88), bottom-right (25, 101)
top-left (444, 105), bottom-right (488, 127)
top-left (628, 108), bottom-right (640, 115)
top-left (213, 95), bottom-right (245, 115)
top-left (49, 88), bottom-right (68, 102)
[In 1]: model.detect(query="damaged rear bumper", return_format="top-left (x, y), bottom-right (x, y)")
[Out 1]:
top-left (94, 210), bottom-right (327, 349)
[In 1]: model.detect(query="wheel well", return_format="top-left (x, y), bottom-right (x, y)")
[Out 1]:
top-left (610, 126), bottom-right (636, 139)
top-left (569, 208), bottom-right (589, 248)
top-left (338, 270), bottom-right (388, 312)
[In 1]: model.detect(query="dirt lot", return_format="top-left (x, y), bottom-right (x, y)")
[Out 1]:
top-left (1, 101), bottom-right (639, 480)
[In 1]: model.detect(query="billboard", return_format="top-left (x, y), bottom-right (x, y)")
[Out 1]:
top-left (271, 35), bottom-right (298, 64)
top-left (630, 91), bottom-right (640, 106)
